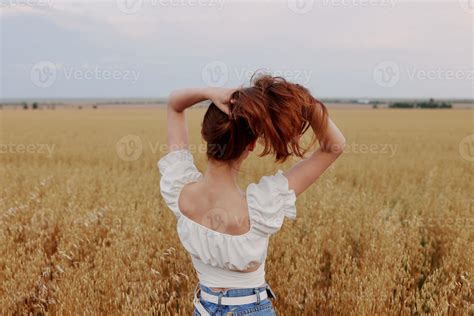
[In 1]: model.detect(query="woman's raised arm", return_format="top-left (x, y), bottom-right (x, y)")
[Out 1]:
top-left (166, 88), bottom-right (236, 152)
top-left (285, 104), bottom-right (346, 196)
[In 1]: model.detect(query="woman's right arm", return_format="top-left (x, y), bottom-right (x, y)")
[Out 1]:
top-left (166, 87), bottom-right (236, 152)
top-left (285, 104), bottom-right (346, 196)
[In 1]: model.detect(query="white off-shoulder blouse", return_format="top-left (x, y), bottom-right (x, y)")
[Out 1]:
top-left (157, 150), bottom-right (297, 288)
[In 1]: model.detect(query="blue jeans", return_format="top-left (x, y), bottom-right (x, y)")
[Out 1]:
top-left (193, 283), bottom-right (277, 316)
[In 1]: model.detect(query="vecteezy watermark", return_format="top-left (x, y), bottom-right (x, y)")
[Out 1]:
top-left (115, 0), bottom-right (225, 14)
top-left (115, 0), bottom-right (143, 14)
top-left (116, 135), bottom-right (143, 162)
top-left (373, 61), bottom-right (400, 88)
top-left (201, 207), bottom-right (231, 232)
top-left (201, 61), bottom-right (229, 87)
top-left (406, 68), bottom-right (474, 81)
top-left (0, 143), bottom-right (56, 158)
top-left (343, 142), bottom-right (398, 157)
top-left (179, 206), bottom-right (255, 239)
top-left (459, 0), bottom-right (474, 14)
top-left (30, 61), bottom-right (57, 88)
top-left (0, 0), bottom-right (55, 8)
top-left (321, 0), bottom-right (396, 8)
top-left (287, 0), bottom-right (395, 14)
top-left (115, 137), bottom-right (228, 162)
top-left (237, 68), bottom-right (313, 85)
top-left (373, 61), bottom-right (474, 88)
top-left (30, 61), bottom-right (141, 89)
top-left (118, 139), bottom-right (396, 162)
top-left (201, 61), bottom-right (313, 87)
top-left (372, 208), bottom-right (401, 234)
top-left (414, 217), bottom-right (474, 228)
top-left (287, 0), bottom-right (315, 14)
top-left (459, 134), bottom-right (474, 162)
top-left (150, 143), bottom-right (217, 156)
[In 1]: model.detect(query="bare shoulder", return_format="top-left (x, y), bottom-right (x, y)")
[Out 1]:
top-left (178, 181), bottom-right (201, 217)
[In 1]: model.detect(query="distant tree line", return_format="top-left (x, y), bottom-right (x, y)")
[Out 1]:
top-left (22, 102), bottom-right (50, 110)
top-left (20, 102), bottom-right (99, 110)
top-left (22, 102), bottom-right (40, 110)
top-left (389, 99), bottom-right (452, 109)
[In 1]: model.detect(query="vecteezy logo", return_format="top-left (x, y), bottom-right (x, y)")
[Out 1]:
top-left (115, 0), bottom-right (143, 14)
top-left (201, 61), bottom-right (229, 87)
top-left (459, 134), bottom-right (474, 162)
top-left (116, 135), bottom-right (143, 161)
top-left (287, 0), bottom-right (315, 14)
top-left (201, 207), bottom-right (230, 233)
top-left (372, 208), bottom-right (402, 235)
top-left (30, 61), bottom-right (57, 88)
top-left (373, 61), bottom-right (400, 88)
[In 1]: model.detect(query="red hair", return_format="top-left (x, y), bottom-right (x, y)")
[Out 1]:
top-left (201, 74), bottom-right (328, 162)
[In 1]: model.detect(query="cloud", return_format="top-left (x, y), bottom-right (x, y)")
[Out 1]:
top-left (1, 0), bottom-right (472, 99)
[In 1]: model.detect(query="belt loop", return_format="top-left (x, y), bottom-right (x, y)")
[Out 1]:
top-left (217, 291), bottom-right (224, 308)
top-left (254, 288), bottom-right (261, 305)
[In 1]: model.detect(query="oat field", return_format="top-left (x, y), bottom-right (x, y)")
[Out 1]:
top-left (0, 107), bottom-right (472, 315)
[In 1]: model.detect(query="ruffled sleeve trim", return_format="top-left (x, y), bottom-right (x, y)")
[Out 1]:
top-left (247, 169), bottom-right (297, 237)
top-left (158, 149), bottom-right (195, 175)
top-left (274, 170), bottom-right (297, 219)
top-left (157, 150), bottom-right (202, 219)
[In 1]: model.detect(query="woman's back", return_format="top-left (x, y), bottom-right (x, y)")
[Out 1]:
top-left (179, 179), bottom-right (251, 236)
top-left (158, 149), bottom-right (297, 288)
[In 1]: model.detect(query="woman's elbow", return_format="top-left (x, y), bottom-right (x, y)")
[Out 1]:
top-left (327, 137), bottom-right (346, 155)
top-left (167, 91), bottom-right (182, 112)
top-left (332, 141), bottom-right (346, 155)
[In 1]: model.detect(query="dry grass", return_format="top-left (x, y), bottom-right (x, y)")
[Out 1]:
top-left (0, 107), bottom-right (472, 315)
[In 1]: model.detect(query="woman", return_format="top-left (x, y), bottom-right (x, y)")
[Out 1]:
top-left (158, 75), bottom-right (346, 315)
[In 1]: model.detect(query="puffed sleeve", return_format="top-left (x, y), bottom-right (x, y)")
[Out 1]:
top-left (247, 169), bottom-right (297, 237)
top-left (157, 150), bottom-right (203, 219)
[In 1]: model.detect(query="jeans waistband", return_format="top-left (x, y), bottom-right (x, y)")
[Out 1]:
top-left (198, 283), bottom-right (269, 297)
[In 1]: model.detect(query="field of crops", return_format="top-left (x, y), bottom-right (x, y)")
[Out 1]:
top-left (0, 107), bottom-right (472, 315)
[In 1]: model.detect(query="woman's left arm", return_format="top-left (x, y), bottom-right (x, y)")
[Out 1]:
top-left (166, 87), bottom-right (236, 152)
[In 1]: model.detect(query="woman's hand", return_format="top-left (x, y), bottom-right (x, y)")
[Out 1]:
top-left (166, 87), bottom-right (238, 152)
top-left (205, 87), bottom-right (237, 115)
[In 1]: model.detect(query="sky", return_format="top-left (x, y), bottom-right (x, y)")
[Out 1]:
top-left (0, 0), bottom-right (473, 100)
